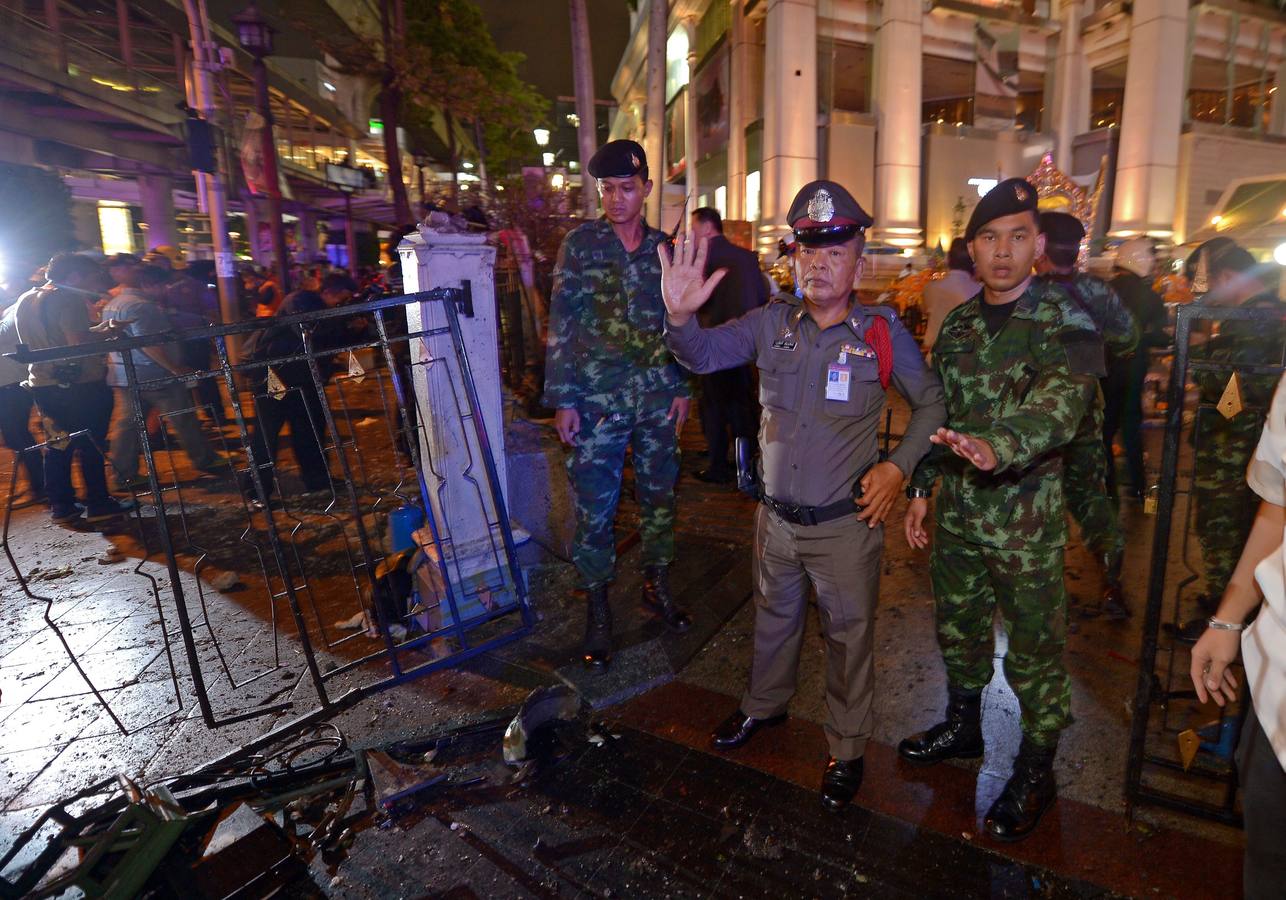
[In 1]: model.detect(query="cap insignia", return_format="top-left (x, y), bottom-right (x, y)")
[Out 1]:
top-left (630, 154), bottom-right (641, 168)
top-left (807, 188), bottom-right (835, 223)
top-left (1015, 183), bottom-right (1030, 203)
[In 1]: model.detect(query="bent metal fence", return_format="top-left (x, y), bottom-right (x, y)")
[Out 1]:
top-left (3, 287), bottom-right (532, 759)
top-left (1126, 301), bottom-right (1286, 825)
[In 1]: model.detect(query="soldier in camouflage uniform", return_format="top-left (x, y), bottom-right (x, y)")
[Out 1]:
top-left (900, 180), bottom-right (1099, 842)
top-left (1037, 212), bottom-right (1139, 620)
top-left (1189, 241), bottom-right (1286, 623)
top-left (543, 140), bottom-right (693, 673)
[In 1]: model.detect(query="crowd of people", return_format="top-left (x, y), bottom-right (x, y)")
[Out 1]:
top-left (544, 138), bottom-right (1284, 891)
top-left (0, 248), bottom-right (370, 523)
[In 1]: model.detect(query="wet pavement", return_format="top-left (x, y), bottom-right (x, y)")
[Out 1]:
top-left (0, 387), bottom-right (1248, 898)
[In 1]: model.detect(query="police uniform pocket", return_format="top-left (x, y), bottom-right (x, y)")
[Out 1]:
top-left (823, 356), bottom-right (881, 418)
top-left (755, 348), bottom-right (802, 410)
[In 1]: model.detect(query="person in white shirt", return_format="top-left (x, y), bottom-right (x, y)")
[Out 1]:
top-left (921, 238), bottom-right (980, 358)
top-left (1190, 370), bottom-right (1286, 899)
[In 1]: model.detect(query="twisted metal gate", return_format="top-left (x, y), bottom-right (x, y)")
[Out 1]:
top-left (3, 287), bottom-right (532, 754)
top-left (1126, 301), bottom-right (1286, 824)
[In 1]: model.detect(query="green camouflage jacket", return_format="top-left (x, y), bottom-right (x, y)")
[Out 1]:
top-left (542, 217), bottom-right (690, 407)
top-left (910, 280), bottom-right (1098, 549)
top-left (1192, 291), bottom-right (1286, 462)
top-left (1040, 272), bottom-right (1139, 362)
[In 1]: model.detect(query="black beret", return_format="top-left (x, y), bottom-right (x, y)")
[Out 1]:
top-left (786, 180), bottom-right (873, 246)
top-left (1038, 211), bottom-right (1085, 247)
top-left (965, 178), bottom-right (1039, 242)
top-left (587, 140), bottom-right (647, 179)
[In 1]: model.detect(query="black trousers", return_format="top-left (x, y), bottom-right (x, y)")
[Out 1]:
top-left (1102, 357), bottom-right (1146, 495)
top-left (699, 366), bottom-right (757, 475)
top-left (0, 383), bottom-right (43, 494)
top-left (1239, 703), bottom-right (1286, 900)
top-left (29, 382), bottom-right (113, 507)
top-left (246, 382), bottom-right (331, 497)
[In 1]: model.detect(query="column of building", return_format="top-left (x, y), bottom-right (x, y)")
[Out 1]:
top-left (725, 0), bottom-right (749, 220)
top-left (137, 174), bottom-right (179, 250)
top-left (871, 0), bottom-right (923, 248)
top-left (684, 16), bottom-right (699, 212)
top-left (1048, 0), bottom-right (1091, 172)
top-left (1110, 0), bottom-right (1189, 237)
top-left (760, 0), bottom-right (818, 250)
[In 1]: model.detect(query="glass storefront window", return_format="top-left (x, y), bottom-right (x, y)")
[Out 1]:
top-left (923, 55), bottom-right (975, 125)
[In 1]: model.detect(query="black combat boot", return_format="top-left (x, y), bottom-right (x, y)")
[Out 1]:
top-left (897, 687), bottom-right (984, 765)
top-left (581, 586), bottom-right (612, 672)
top-left (641, 565), bottom-right (692, 633)
top-left (983, 738), bottom-right (1058, 841)
top-left (1102, 556), bottom-right (1130, 621)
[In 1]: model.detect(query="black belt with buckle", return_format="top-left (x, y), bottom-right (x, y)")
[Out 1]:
top-left (761, 493), bottom-right (855, 527)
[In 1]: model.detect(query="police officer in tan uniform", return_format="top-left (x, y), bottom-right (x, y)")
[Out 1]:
top-left (661, 181), bottom-right (946, 811)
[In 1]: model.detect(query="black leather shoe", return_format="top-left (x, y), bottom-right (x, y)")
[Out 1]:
top-left (581, 587), bottom-right (613, 672)
top-left (984, 739), bottom-right (1057, 842)
top-left (694, 468), bottom-right (734, 484)
top-left (711, 709), bottom-right (786, 751)
top-left (898, 688), bottom-right (984, 766)
top-left (642, 566), bottom-right (691, 633)
top-left (820, 756), bottom-right (864, 813)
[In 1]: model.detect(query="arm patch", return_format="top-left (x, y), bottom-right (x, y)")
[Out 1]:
top-left (1058, 330), bottom-right (1107, 377)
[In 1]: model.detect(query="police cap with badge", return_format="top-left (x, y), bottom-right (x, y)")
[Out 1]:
top-left (965, 178), bottom-right (1039, 242)
top-left (587, 140), bottom-right (648, 180)
top-left (787, 181), bottom-right (874, 247)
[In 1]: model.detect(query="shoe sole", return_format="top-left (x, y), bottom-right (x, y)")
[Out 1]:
top-left (897, 746), bottom-right (984, 767)
top-left (984, 797), bottom-right (1056, 843)
top-left (711, 714), bottom-right (787, 751)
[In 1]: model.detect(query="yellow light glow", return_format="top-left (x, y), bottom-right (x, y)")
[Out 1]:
top-left (97, 203), bottom-right (134, 255)
top-left (1210, 215), bottom-right (1223, 226)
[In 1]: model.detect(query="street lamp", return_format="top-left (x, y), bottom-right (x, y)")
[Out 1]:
top-left (233, 2), bottom-right (290, 291)
top-left (533, 128), bottom-right (550, 147)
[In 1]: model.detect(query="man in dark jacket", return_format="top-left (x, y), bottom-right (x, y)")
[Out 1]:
top-left (243, 272), bottom-right (358, 500)
top-left (689, 207), bottom-right (768, 482)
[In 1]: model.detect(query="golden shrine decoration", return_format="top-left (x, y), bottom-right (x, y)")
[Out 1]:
top-left (1026, 152), bottom-right (1107, 268)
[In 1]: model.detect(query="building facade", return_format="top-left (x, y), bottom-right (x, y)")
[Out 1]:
top-left (608, 0), bottom-right (1286, 260)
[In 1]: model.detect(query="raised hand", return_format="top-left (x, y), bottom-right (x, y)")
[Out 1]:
top-left (929, 427), bottom-right (998, 472)
top-left (657, 232), bottom-right (727, 325)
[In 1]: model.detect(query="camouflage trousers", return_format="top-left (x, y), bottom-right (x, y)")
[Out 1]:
top-left (1194, 441), bottom-right (1258, 598)
top-left (1063, 404), bottom-right (1125, 581)
top-left (930, 529), bottom-right (1072, 746)
top-left (567, 388), bottom-right (680, 590)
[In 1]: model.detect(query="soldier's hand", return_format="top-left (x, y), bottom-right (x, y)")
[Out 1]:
top-left (1189, 626), bottom-right (1240, 707)
top-left (658, 232), bottom-right (727, 325)
top-left (904, 497), bottom-right (930, 549)
top-left (666, 397), bottom-right (690, 435)
top-left (854, 461), bottom-right (902, 528)
top-left (930, 428), bottom-right (997, 472)
top-left (554, 408), bottom-right (581, 446)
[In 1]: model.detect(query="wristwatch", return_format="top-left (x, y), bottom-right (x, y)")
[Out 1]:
top-left (906, 486), bottom-right (930, 500)
top-left (1206, 617), bottom-right (1245, 632)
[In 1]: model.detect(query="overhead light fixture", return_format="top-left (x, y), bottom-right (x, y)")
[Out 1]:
top-left (566, 113), bottom-right (580, 127)
top-left (533, 128), bottom-right (550, 147)
top-left (1210, 215), bottom-right (1223, 226)
top-left (542, 152), bottom-right (555, 167)
top-left (462, 161), bottom-right (474, 170)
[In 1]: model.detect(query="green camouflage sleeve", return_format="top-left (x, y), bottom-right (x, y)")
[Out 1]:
top-left (908, 353), bottom-right (948, 491)
top-left (1101, 284), bottom-right (1140, 357)
top-left (974, 323), bottom-right (1097, 474)
top-left (541, 233), bottom-right (585, 408)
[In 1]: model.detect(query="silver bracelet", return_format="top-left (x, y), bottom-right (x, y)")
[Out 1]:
top-left (906, 486), bottom-right (930, 500)
top-left (1206, 617), bottom-right (1245, 632)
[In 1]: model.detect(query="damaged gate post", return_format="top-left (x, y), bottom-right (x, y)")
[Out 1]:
top-left (399, 224), bottom-right (524, 633)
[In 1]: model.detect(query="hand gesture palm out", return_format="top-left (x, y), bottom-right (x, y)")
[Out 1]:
top-left (657, 232), bottom-right (727, 321)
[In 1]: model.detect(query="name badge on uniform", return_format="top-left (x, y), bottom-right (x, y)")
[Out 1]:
top-left (825, 363), bottom-right (851, 401)
top-left (772, 328), bottom-right (797, 352)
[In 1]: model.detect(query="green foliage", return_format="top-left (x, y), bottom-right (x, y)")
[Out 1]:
top-left (0, 163), bottom-right (76, 284)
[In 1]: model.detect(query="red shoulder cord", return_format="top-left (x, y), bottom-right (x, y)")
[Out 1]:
top-left (864, 314), bottom-right (893, 389)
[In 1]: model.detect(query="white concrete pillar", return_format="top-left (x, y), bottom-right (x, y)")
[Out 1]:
top-left (1110, 0), bottom-right (1188, 237)
top-left (761, 0), bottom-right (818, 249)
top-left (725, 0), bottom-right (749, 220)
top-left (871, 0), bottom-right (923, 247)
top-left (684, 17), bottom-right (699, 211)
top-left (295, 209), bottom-right (319, 262)
top-left (138, 174), bottom-right (179, 249)
top-left (1049, 0), bottom-right (1090, 172)
top-left (644, 0), bottom-right (668, 226)
top-left (399, 228), bottom-right (510, 624)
